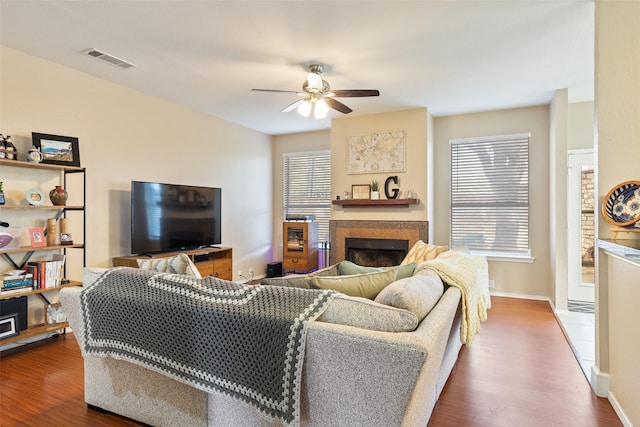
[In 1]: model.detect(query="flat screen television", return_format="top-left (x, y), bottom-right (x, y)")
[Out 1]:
top-left (131, 181), bottom-right (222, 255)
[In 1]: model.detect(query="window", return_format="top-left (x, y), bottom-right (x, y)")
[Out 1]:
top-left (283, 150), bottom-right (331, 244)
top-left (450, 133), bottom-right (530, 259)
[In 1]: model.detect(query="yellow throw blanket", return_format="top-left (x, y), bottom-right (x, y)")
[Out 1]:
top-left (418, 250), bottom-right (489, 346)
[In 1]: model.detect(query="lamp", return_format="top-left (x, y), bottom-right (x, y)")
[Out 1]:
top-left (314, 99), bottom-right (329, 119)
top-left (297, 99), bottom-right (312, 117)
top-left (307, 72), bottom-right (323, 91)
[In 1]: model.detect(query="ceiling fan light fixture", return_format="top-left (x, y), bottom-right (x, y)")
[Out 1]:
top-left (314, 99), bottom-right (329, 119)
top-left (307, 72), bottom-right (323, 91)
top-left (298, 99), bottom-right (312, 117)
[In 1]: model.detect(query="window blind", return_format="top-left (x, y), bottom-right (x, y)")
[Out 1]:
top-left (283, 151), bottom-right (331, 244)
top-left (450, 133), bottom-right (530, 257)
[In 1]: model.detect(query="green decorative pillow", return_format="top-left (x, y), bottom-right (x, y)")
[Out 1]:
top-left (137, 253), bottom-right (202, 279)
top-left (337, 260), bottom-right (379, 275)
top-left (337, 260), bottom-right (416, 280)
top-left (394, 262), bottom-right (417, 279)
top-left (310, 269), bottom-right (397, 299)
top-left (374, 269), bottom-right (444, 322)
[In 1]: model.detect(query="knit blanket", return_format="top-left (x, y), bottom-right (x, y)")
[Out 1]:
top-left (418, 250), bottom-right (489, 346)
top-left (79, 268), bottom-right (335, 426)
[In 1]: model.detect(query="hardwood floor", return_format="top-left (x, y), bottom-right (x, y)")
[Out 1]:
top-left (429, 297), bottom-right (621, 426)
top-left (0, 297), bottom-right (621, 426)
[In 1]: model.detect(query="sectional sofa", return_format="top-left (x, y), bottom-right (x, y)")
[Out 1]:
top-left (60, 249), bottom-right (488, 427)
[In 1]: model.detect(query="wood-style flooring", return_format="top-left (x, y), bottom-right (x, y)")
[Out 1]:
top-left (0, 297), bottom-right (622, 426)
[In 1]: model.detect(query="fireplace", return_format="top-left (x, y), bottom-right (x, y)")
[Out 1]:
top-left (330, 220), bottom-right (428, 265)
top-left (345, 238), bottom-right (409, 267)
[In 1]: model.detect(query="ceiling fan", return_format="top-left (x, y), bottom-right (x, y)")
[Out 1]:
top-left (252, 64), bottom-right (380, 119)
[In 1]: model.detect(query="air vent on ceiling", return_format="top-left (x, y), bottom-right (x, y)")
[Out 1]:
top-left (84, 48), bottom-right (137, 69)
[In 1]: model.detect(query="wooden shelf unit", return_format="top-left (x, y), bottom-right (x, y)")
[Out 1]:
top-left (0, 281), bottom-right (82, 301)
top-left (0, 158), bottom-right (86, 347)
top-left (113, 247), bottom-right (233, 280)
top-left (332, 198), bottom-right (419, 208)
top-left (283, 222), bottom-right (318, 273)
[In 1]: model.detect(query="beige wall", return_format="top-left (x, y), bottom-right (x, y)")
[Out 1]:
top-left (594, 0), bottom-right (640, 423)
top-left (568, 101), bottom-right (595, 150)
top-left (271, 130), bottom-right (331, 260)
top-left (330, 108), bottom-right (429, 223)
top-left (550, 89), bottom-right (569, 309)
top-left (433, 106), bottom-right (552, 297)
top-left (0, 46), bottom-right (273, 283)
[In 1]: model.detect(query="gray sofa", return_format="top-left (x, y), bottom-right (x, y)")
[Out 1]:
top-left (60, 263), bottom-right (468, 427)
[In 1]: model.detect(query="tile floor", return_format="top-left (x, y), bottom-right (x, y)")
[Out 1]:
top-left (556, 309), bottom-right (595, 380)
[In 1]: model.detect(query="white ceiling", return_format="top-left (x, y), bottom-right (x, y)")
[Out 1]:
top-left (0, 1), bottom-right (594, 136)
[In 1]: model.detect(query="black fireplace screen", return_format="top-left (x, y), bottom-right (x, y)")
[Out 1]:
top-left (345, 238), bottom-right (409, 267)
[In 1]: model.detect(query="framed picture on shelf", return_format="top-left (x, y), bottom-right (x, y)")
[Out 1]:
top-left (29, 227), bottom-right (46, 247)
top-left (352, 184), bottom-right (371, 200)
top-left (0, 314), bottom-right (20, 341)
top-left (32, 132), bottom-right (81, 167)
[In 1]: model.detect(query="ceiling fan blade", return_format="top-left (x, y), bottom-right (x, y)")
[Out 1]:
top-left (331, 89), bottom-right (380, 97)
top-left (325, 97), bottom-right (353, 114)
top-left (282, 99), bottom-right (305, 113)
top-left (252, 89), bottom-right (303, 95)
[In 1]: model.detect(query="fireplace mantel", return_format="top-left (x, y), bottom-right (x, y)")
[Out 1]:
top-left (332, 198), bottom-right (419, 208)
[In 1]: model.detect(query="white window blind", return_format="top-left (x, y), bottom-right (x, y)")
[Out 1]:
top-left (450, 133), bottom-right (530, 257)
top-left (283, 150), bottom-right (331, 244)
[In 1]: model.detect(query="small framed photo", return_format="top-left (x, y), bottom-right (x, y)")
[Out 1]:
top-left (32, 132), bottom-right (81, 167)
top-left (352, 184), bottom-right (371, 200)
top-left (29, 227), bottom-right (46, 247)
top-left (60, 232), bottom-right (73, 245)
top-left (0, 314), bottom-right (20, 341)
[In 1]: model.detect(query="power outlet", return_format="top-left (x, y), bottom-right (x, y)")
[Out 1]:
top-left (249, 267), bottom-right (254, 276)
top-left (238, 270), bottom-right (242, 279)
top-left (489, 280), bottom-right (495, 289)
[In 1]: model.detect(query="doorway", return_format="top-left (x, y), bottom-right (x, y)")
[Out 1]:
top-left (567, 149), bottom-right (595, 306)
top-left (560, 148), bottom-right (595, 378)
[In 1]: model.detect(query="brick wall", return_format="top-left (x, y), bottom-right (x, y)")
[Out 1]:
top-left (581, 168), bottom-right (595, 263)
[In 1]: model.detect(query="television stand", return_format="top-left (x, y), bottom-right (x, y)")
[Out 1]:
top-left (113, 247), bottom-right (232, 280)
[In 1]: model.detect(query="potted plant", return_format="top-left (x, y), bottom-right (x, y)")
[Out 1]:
top-left (370, 180), bottom-right (380, 200)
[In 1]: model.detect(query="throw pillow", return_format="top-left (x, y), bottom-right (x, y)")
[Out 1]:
top-left (318, 295), bottom-right (418, 332)
top-left (337, 260), bottom-right (417, 279)
top-left (309, 269), bottom-right (397, 299)
top-left (375, 269), bottom-right (444, 322)
top-left (400, 240), bottom-right (448, 265)
top-left (137, 253), bottom-right (202, 279)
top-left (337, 260), bottom-right (379, 275)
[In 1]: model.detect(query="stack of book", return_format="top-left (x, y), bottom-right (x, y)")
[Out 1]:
top-left (1, 255), bottom-right (66, 294)
top-left (1, 273), bottom-right (34, 294)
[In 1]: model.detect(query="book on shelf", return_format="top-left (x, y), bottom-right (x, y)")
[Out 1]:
top-left (0, 285), bottom-right (34, 295)
top-left (1, 274), bottom-right (34, 294)
top-left (26, 254), bottom-right (66, 290)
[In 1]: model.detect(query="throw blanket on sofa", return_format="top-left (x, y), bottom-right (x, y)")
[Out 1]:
top-left (80, 268), bottom-right (335, 427)
top-left (418, 250), bottom-right (489, 346)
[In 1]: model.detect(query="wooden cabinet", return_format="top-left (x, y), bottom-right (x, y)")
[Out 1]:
top-left (283, 222), bottom-right (318, 273)
top-left (113, 247), bottom-right (233, 280)
top-left (0, 159), bottom-right (86, 345)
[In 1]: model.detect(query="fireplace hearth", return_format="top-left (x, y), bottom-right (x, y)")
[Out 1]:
top-left (345, 238), bottom-right (409, 267)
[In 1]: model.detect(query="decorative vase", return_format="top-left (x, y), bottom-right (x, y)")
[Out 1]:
top-left (49, 185), bottom-right (68, 206)
top-left (370, 191), bottom-right (380, 200)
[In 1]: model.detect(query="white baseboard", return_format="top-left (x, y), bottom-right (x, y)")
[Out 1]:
top-left (489, 291), bottom-right (550, 302)
top-left (608, 391), bottom-right (632, 427)
top-left (590, 365), bottom-right (610, 397)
